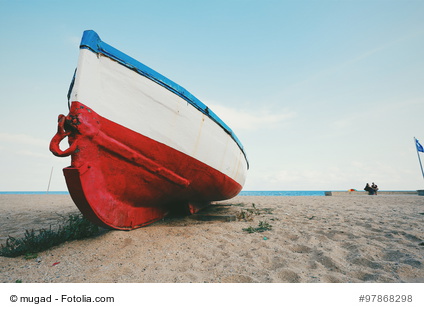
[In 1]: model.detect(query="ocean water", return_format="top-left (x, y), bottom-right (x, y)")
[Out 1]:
top-left (239, 191), bottom-right (325, 196)
top-left (0, 191), bottom-right (326, 196)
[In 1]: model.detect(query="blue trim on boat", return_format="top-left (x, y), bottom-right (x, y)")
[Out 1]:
top-left (79, 30), bottom-right (248, 166)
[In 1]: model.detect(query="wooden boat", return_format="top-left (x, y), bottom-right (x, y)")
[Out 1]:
top-left (49, 30), bottom-right (248, 230)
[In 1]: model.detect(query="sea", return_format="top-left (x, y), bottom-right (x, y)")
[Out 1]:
top-left (0, 191), bottom-right (327, 196)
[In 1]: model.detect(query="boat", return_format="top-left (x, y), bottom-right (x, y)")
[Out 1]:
top-left (49, 30), bottom-right (248, 230)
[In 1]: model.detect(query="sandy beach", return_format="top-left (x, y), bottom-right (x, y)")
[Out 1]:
top-left (0, 194), bottom-right (423, 283)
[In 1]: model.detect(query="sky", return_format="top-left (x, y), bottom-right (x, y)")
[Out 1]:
top-left (1, 0), bottom-right (424, 191)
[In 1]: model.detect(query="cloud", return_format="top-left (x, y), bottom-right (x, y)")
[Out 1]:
top-left (66, 35), bottom-right (81, 47)
top-left (0, 133), bottom-right (48, 148)
top-left (244, 157), bottom-right (419, 191)
top-left (15, 149), bottom-right (52, 159)
top-left (207, 102), bottom-right (295, 131)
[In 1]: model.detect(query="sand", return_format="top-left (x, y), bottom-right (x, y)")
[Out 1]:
top-left (0, 194), bottom-right (423, 283)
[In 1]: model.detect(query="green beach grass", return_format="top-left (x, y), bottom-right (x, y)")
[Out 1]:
top-left (0, 213), bottom-right (106, 258)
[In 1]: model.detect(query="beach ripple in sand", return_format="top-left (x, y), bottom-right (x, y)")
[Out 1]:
top-left (0, 194), bottom-right (423, 283)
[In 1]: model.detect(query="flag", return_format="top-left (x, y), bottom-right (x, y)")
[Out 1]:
top-left (416, 138), bottom-right (424, 153)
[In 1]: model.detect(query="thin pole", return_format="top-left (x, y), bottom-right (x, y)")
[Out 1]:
top-left (47, 167), bottom-right (53, 194)
top-left (414, 138), bottom-right (424, 181)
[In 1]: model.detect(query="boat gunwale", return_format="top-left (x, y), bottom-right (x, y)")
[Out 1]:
top-left (77, 30), bottom-right (248, 167)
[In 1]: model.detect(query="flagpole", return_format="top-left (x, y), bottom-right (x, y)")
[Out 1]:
top-left (414, 137), bottom-right (424, 181)
top-left (47, 166), bottom-right (53, 194)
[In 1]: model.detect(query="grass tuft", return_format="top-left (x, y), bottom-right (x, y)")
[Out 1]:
top-left (242, 221), bottom-right (273, 233)
top-left (237, 203), bottom-right (275, 221)
top-left (0, 213), bottom-right (105, 258)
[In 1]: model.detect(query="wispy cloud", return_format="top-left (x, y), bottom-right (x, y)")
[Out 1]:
top-left (247, 163), bottom-right (381, 190)
top-left (277, 30), bottom-right (424, 98)
top-left (15, 149), bottom-right (52, 159)
top-left (66, 35), bottom-right (81, 47)
top-left (0, 133), bottom-right (48, 148)
top-left (207, 102), bottom-right (295, 131)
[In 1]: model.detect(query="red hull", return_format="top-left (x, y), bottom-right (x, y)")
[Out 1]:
top-left (50, 102), bottom-right (241, 229)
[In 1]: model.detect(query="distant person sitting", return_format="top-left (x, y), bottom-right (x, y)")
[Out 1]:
top-left (364, 183), bottom-right (375, 195)
top-left (371, 182), bottom-right (378, 195)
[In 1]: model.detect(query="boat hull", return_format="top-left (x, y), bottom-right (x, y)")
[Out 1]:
top-left (50, 30), bottom-right (248, 229)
